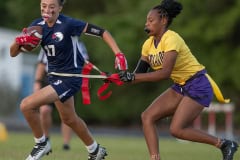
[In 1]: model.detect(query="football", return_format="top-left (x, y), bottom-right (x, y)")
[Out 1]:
top-left (20, 26), bottom-right (43, 52)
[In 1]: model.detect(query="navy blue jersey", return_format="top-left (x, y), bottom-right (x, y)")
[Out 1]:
top-left (30, 14), bottom-right (87, 74)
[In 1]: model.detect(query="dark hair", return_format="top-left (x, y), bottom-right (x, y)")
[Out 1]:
top-left (153, 0), bottom-right (182, 27)
top-left (58, 0), bottom-right (65, 6)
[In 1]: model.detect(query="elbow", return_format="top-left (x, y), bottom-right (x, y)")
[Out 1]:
top-left (10, 43), bottom-right (21, 57)
top-left (102, 30), bottom-right (109, 39)
top-left (152, 70), bottom-right (171, 81)
top-left (10, 49), bottom-right (21, 57)
top-left (163, 70), bottom-right (172, 79)
top-left (161, 68), bottom-right (172, 78)
top-left (10, 49), bottom-right (18, 57)
top-left (10, 54), bottom-right (17, 57)
top-left (103, 29), bottom-right (108, 35)
top-left (10, 52), bottom-right (16, 57)
top-left (165, 72), bottom-right (171, 79)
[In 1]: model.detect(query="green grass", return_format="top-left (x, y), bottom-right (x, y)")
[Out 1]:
top-left (0, 131), bottom-right (239, 160)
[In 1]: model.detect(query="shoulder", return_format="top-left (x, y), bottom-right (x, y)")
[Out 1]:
top-left (141, 37), bottom-right (154, 56)
top-left (164, 30), bottom-right (182, 39)
top-left (59, 14), bottom-right (86, 26)
top-left (142, 36), bottom-right (154, 48)
top-left (163, 30), bottom-right (184, 43)
top-left (161, 30), bottom-right (186, 49)
top-left (29, 18), bottom-right (45, 27)
top-left (58, 14), bottom-right (71, 22)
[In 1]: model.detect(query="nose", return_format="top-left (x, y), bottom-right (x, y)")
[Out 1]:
top-left (145, 21), bottom-right (150, 29)
top-left (42, 6), bottom-right (51, 13)
top-left (46, 6), bottom-right (51, 13)
top-left (145, 21), bottom-right (148, 27)
top-left (144, 22), bottom-right (149, 28)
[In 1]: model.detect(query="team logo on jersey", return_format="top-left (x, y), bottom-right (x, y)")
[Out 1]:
top-left (52, 32), bottom-right (64, 42)
top-left (53, 80), bottom-right (62, 85)
top-left (148, 51), bottom-right (164, 67)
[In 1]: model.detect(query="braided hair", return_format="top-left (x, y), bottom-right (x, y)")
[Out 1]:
top-left (153, 0), bottom-right (182, 27)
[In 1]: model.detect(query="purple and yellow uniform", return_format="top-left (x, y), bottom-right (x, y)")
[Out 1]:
top-left (142, 30), bottom-right (229, 106)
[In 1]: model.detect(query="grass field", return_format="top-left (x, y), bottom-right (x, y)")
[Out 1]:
top-left (0, 131), bottom-right (239, 160)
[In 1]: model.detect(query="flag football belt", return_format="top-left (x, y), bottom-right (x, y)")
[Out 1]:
top-left (178, 73), bottom-right (230, 103)
top-left (49, 61), bottom-right (123, 105)
top-left (205, 74), bottom-right (230, 103)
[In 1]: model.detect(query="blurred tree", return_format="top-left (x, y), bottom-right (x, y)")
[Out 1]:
top-left (0, 0), bottom-right (8, 26)
top-left (3, 0), bottom-right (39, 29)
top-left (1, 0), bottom-right (240, 127)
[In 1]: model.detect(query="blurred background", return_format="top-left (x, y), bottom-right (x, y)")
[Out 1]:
top-left (0, 0), bottom-right (240, 138)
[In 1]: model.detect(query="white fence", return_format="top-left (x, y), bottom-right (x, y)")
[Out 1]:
top-left (193, 102), bottom-right (234, 139)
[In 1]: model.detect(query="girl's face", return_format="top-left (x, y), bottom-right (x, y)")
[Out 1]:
top-left (145, 9), bottom-right (167, 37)
top-left (40, 0), bottom-right (62, 25)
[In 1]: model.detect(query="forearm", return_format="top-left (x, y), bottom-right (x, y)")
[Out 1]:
top-left (102, 31), bottom-right (121, 54)
top-left (134, 70), bottom-right (171, 83)
top-left (10, 42), bottom-right (21, 57)
top-left (35, 63), bottom-right (46, 81)
top-left (33, 63), bottom-right (46, 92)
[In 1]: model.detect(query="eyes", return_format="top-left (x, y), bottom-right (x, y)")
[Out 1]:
top-left (146, 18), bottom-right (155, 24)
top-left (41, 3), bottom-right (57, 10)
top-left (149, 19), bottom-right (154, 23)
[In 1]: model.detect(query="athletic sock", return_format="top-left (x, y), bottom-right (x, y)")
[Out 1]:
top-left (215, 138), bottom-right (224, 148)
top-left (86, 141), bottom-right (98, 153)
top-left (34, 135), bottom-right (46, 144)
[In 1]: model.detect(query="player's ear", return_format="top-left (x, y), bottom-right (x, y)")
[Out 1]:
top-left (59, 6), bottom-right (63, 12)
top-left (161, 17), bottom-right (168, 25)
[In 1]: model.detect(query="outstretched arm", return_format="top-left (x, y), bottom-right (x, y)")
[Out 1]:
top-left (102, 30), bottom-right (121, 54)
top-left (119, 51), bottom-right (177, 83)
top-left (135, 51), bottom-right (177, 82)
top-left (83, 23), bottom-right (128, 70)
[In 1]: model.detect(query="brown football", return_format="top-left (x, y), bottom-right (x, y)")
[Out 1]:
top-left (20, 26), bottom-right (43, 52)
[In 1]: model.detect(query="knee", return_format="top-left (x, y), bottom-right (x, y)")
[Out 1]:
top-left (169, 124), bottom-right (182, 138)
top-left (40, 106), bottom-right (52, 116)
top-left (20, 98), bottom-right (31, 113)
top-left (61, 116), bottom-right (76, 127)
top-left (141, 110), bottom-right (153, 126)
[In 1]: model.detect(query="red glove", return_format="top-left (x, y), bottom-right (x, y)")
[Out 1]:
top-left (115, 52), bottom-right (128, 70)
top-left (15, 34), bottom-right (41, 47)
top-left (21, 28), bottom-right (28, 34)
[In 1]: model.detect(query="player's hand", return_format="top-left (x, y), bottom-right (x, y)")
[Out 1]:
top-left (102, 72), bottom-right (112, 83)
top-left (21, 28), bottom-right (28, 34)
top-left (15, 34), bottom-right (41, 47)
top-left (115, 52), bottom-right (128, 70)
top-left (118, 71), bottom-right (135, 82)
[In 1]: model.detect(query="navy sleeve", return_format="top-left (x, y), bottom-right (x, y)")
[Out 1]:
top-left (70, 18), bottom-right (87, 36)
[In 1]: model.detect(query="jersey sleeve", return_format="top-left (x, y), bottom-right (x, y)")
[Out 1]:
top-left (162, 34), bottom-right (183, 53)
top-left (70, 18), bottom-right (87, 36)
top-left (29, 18), bottom-right (43, 27)
top-left (141, 37), bottom-right (153, 57)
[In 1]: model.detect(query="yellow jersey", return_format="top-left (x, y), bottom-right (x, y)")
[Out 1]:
top-left (142, 30), bottom-right (205, 85)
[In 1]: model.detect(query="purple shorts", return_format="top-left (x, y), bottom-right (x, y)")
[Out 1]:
top-left (171, 70), bottom-right (213, 107)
